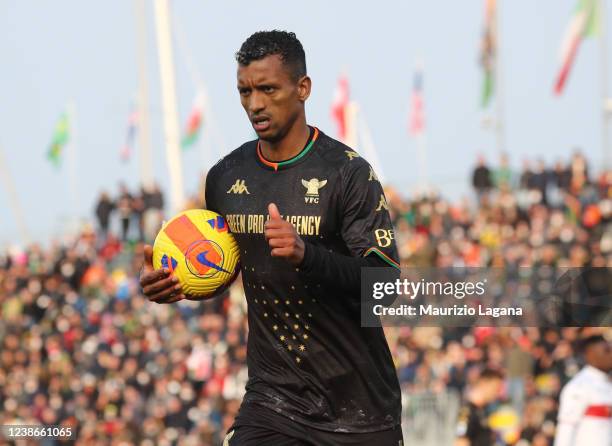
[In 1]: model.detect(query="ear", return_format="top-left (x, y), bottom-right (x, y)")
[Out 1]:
top-left (297, 75), bottom-right (311, 102)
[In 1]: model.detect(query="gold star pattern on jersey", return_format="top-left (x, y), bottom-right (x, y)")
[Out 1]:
top-left (245, 283), bottom-right (318, 365)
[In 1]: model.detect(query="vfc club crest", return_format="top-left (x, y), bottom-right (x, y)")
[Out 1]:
top-left (301, 178), bottom-right (327, 204)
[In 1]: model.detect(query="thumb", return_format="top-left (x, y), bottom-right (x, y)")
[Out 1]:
top-left (143, 244), bottom-right (154, 269)
top-left (268, 203), bottom-right (282, 220)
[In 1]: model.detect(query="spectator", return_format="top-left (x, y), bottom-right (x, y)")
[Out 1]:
top-left (472, 154), bottom-right (493, 203)
top-left (94, 191), bottom-right (114, 240)
top-left (505, 336), bottom-right (534, 415)
top-left (554, 335), bottom-right (612, 446)
top-left (116, 183), bottom-right (133, 242)
top-left (520, 159), bottom-right (533, 190)
top-left (132, 187), bottom-right (146, 242)
top-left (530, 159), bottom-right (548, 205)
top-left (493, 152), bottom-right (513, 190)
top-left (455, 368), bottom-right (505, 446)
top-left (552, 160), bottom-right (571, 192)
top-left (570, 150), bottom-right (589, 194)
top-left (143, 182), bottom-right (165, 243)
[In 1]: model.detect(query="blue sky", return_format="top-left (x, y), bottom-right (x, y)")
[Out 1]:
top-left (0, 1), bottom-right (605, 245)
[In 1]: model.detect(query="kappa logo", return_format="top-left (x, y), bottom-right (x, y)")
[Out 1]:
top-left (222, 430), bottom-right (235, 446)
top-left (345, 150), bottom-right (360, 160)
top-left (376, 194), bottom-right (389, 211)
top-left (302, 178), bottom-right (327, 204)
top-left (227, 179), bottom-right (250, 194)
top-left (368, 167), bottom-right (379, 182)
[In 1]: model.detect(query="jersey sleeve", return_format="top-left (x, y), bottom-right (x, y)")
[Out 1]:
top-left (554, 382), bottom-right (588, 446)
top-left (339, 159), bottom-right (400, 269)
top-left (204, 164), bottom-right (221, 213)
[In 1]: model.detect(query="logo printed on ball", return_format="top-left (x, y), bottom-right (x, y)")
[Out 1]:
top-left (185, 239), bottom-right (230, 277)
top-left (161, 254), bottom-right (178, 272)
top-left (207, 215), bottom-right (229, 232)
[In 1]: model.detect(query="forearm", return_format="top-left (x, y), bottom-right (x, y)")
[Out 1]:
top-left (298, 242), bottom-right (393, 294)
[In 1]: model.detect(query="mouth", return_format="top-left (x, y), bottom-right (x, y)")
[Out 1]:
top-left (251, 116), bottom-right (271, 132)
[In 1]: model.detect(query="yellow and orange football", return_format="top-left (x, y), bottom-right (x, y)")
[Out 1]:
top-left (152, 209), bottom-right (240, 298)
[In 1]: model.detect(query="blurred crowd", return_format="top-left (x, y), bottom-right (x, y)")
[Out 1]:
top-left (94, 183), bottom-right (165, 244)
top-left (0, 236), bottom-right (244, 445)
top-left (386, 150), bottom-right (612, 268)
top-left (0, 151), bottom-right (610, 445)
top-left (383, 150), bottom-right (611, 445)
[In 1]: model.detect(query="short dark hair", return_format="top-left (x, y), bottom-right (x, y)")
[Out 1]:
top-left (236, 30), bottom-right (306, 80)
top-left (579, 335), bottom-right (606, 354)
top-left (479, 368), bottom-right (504, 381)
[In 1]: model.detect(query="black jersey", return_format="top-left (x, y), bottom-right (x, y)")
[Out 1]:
top-left (205, 126), bottom-right (401, 433)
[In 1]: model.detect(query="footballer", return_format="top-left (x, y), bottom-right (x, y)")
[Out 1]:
top-left (140, 30), bottom-right (403, 445)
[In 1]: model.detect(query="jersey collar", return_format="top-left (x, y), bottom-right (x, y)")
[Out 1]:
top-left (256, 127), bottom-right (319, 171)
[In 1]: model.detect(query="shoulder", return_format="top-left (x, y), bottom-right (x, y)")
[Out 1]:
top-left (314, 129), bottom-right (373, 175)
top-left (207, 140), bottom-right (256, 180)
top-left (205, 141), bottom-right (256, 205)
top-left (561, 370), bottom-right (590, 396)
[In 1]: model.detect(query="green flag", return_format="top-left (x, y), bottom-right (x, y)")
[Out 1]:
top-left (580, 0), bottom-right (600, 38)
top-left (47, 112), bottom-right (69, 167)
top-left (480, 0), bottom-right (496, 108)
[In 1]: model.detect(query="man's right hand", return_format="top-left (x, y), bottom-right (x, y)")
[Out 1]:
top-left (139, 245), bottom-right (185, 304)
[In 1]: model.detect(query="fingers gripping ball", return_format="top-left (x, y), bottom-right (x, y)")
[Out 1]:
top-left (152, 209), bottom-right (240, 299)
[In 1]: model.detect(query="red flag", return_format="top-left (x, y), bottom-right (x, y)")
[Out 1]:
top-left (554, 0), bottom-right (600, 95)
top-left (181, 92), bottom-right (204, 149)
top-left (331, 75), bottom-right (350, 142)
top-left (409, 69), bottom-right (425, 136)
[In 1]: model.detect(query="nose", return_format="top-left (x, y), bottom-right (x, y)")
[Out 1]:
top-left (248, 91), bottom-right (265, 114)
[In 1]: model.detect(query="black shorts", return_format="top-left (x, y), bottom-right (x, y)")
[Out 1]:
top-left (224, 403), bottom-right (404, 446)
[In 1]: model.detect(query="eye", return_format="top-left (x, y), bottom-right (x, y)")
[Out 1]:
top-left (238, 88), bottom-right (250, 97)
top-left (263, 86), bottom-right (275, 94)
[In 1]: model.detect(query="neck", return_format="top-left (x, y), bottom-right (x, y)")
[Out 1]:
top-left (260, 118), bottom-right (310, 162)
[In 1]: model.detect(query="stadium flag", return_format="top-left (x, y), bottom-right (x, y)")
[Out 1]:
top-left (480, 0), bottom-right (496, 108)
top-left (554, 0), bottom-right (600, 95)
top-left (120, 105), bottom-right (138, 162)
top-left (47, 112), bottom-right (69, 167)
top-left (331, 75), bottom-right (350, 142)
top-left (181, 91), bottom-right (204, 149)
top-left (409, 68), bottom-right (425, 136)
